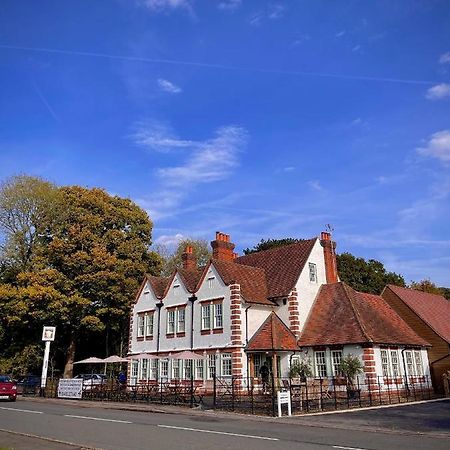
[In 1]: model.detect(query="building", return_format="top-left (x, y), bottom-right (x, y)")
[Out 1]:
top-left (382, 285), bottom-right (450, 393)
top-left (128, 231), bottom-right (430, 391)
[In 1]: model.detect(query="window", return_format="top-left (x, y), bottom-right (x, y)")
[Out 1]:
top-left (331, 350), bottom-right (342, 376)
top-left (221, 353), bottom-right (232, 377)
top-left (253, 354), bottom-right (262, 378)
top-left (150, 359), bottom-right (158, 380)
top-left (208, 277), bottom-right (215, 289)
top-left (141, 359), bottom-right (148, 380)
top-left (214, 303), bottom-right (223, 328)
top-left (309, 263), bottom-right (317, 283)
top-left (390, 350), bottom-right (400, 377)
top-left (201, 304), bottom-right (211, 330)
top-left (414, 351), bottom-right (423, 376)
top-left (167, 309), bottom-right (175, 334)
top-left (381, 349), bottom-right (390, 377)
top-left (184, 360), bottom-right (192, 379)
top-left (315, 351), bottom-right (327, 377)
top-left (405, 350), bottom-right (414, 376)
top-left (160, 359), bottom-right (169, 378)
top-left (131, 361), bottom-right (138, 379)
top-left (177, 308), bottom-right (186, 333)
top-left (207, 354), bottom-right (217, 379)
top-left (172, 359), bottom-right (181, 379)
top-left (173, 284), bottom-right (180, 295)
top-left (195, 359), bottom-right (204, 380)
top-left (137, 314), bottom-right (145, 337)
top-left (145, 312), bottom-right (153, 337)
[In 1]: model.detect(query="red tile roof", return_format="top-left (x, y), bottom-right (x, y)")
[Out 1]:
top-left (385, 285), bottom-right (450, 343)
top-left (235, 239), bottom-right (317, 299)
top-left (211, 259), bottom-right (272, 305)
top-left (299, 282), bottom-right (429, 347)
top-left (247, 312), bottom-right (300, 351)
top-left (146, 274), bottom-right (170, 299)
top-left (177, 267), bottom-right (204, 293)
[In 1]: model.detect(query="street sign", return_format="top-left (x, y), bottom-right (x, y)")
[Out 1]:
top-left (57, 379), bottom-right (83, 399)
top-left (41, 326), bottom-right (56, 390)
top-left (277, 390), bottom-right (292, 417)
top-left (42, 326), bottom-right (56, 342)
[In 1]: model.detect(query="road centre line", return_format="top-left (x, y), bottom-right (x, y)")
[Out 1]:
top-left (0, 406), bottom-right (43, 414)
top-left (333, 446), bottom-right (367, 450)
top-left (64, 414), bottom-right (133, 424)
top-left (157, 424), bottom-right (279, 441)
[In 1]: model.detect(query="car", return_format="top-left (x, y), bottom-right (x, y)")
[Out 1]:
top-left (74, 373), bottom-right (107, 390)
top-left (16, 375), bottom-right (41, 395)
top-left (0, 375), bottom-right (17, 402)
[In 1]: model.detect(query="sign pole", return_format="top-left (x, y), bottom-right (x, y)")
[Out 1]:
top-left (40, 326), bottom-right (56, 397)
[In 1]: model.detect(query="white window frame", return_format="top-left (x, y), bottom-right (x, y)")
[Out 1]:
top-left (160, 359), bottom-right (169, 378)
top-left (145, 312), bottom-right (153, 337)
top-left (214, 303), bottom-right (223, 329)
top-left (141, 359), bottom-right (148, 380)
top-left (208, 277), bottom-right (215, 289)
top-left (390, 350), bottom-right (400, 377)
top-left (414, 350), bottom-right (423, 376)
top-left (381, 349), bottom-right (391, 377)
top-left (172, 359), bottom-right (181, 379)
top-left (207, 354), bottom-right (217, 379)
top-left (177, 308), bottom-right (186, 333)
top-left (405, 350), bottom-right (414, 376)
top-left (314, 351), bottom-right (327, 378)
top-left (150, 359), bottom-right (158, 380)
top-left (137, 314), bottom-right (145, 337)
top-left (309, 262), bottom-right (317, 283)
top-left (221, 353), bottom-right (232, 377)
top-left (201, 304), bottom-right (211, 330)
top-left (195, 359), bottom-right (204, 380)
top-left (167, 309), bottom-right (176, 334)
top-left (331, 350), bottom-right (342, 376)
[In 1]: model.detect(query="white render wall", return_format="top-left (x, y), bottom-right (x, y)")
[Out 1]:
top-left (244, 304), bottom-right (273, 345)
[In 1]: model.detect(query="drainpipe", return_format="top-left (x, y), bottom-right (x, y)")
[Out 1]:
top-left (245, 305), bottom-right (252, 386)
top-left (188, 294), bottom-right (197, 350)
top-left (156, 301), bottom-right (163, 353)
top-left (401, 348), bottom-right (410, 395)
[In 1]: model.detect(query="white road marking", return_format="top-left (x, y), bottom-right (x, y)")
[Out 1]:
top-left (0, 406), bottom-right (43, 414)
top-left (64, 414), bottom-right (132, 424)
top-left (333, 446), bottom-right (367, 450)
top-left (157, 424), bottom-right (279, 441)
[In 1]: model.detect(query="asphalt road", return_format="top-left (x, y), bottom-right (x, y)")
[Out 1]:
top-left (0, 399), bottom-right (448, 450)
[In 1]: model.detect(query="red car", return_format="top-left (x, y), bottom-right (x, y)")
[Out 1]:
top-left (0, 375), bottom-right (17, 402)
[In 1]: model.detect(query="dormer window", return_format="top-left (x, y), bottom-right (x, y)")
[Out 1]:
top-left (207, 277), bottom-right (215, 289)
top-left (309, 263), bottom-right (317, 283)
top-left (173, 284), bottom-right (180, 295)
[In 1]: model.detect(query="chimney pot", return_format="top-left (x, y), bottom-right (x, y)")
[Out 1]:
top-left (211, 231), bottom-right (236, 261)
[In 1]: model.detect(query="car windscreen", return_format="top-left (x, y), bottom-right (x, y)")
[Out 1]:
top-left (0, 376), bottom-right (12, 383)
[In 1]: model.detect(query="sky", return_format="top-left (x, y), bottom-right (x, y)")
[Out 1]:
top-left (0, 0), bottom-right (449, 285)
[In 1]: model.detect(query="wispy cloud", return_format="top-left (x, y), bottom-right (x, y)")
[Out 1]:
top-left (249, 3), bottom-right (285, 26)
top-left (137, 0), bottom-right (192, 13)
top-left (31, 80), bottom-right (59, 123)
top-left (352, 45), bottom-right (362, 53)
top-left (218, 0), bottom-right (241, 11)
top-left (439, 51), bottom-right (450, 64)
top-left (425, 83), bottom-right (450, 100)
top-left (157, 78), bottom-right (182, 94)
top-left (308, 180), bottom-right (323, 191)
top-left (335, 30), bottom-right (346, 38)
top-left (154, 233), bottom-right (185, 247)
top-left (417, 130), bottom-right (450, 163)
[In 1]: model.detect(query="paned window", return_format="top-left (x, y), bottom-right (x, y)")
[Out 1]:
top-left (177, 308), bottom-right (186, 333)
top-left (160, 359), bottom-right (169, 378)
top-left (172, 359), bottom-right (181, 379)
top-left (315, 351), bottom-right (327, 377)
top-left (309, 263), bottom-right (317, 282)
top-left (141, 359), bottom-right (148, 380)
top-left (201, 304), bottom-right (211, 330)
top-left (184, 360), bottom-right (192, 379)
top-left (145, 312), bottom-right (153, 337)
top-left (208, 277), bottom-right (215, 288)
top-left (131, 361), bottom-right (138, 379)
top-left (207, 354), bottom-right (217, 379)
top-left (214, 303), bottom-right (223, 328)
top-left (331, 350), bottom-right (342, 376)
top-left (405, 350), bottom-right (414, 376)
top-left (390, 350), bottom-right (400, 377)
top-left (414, 351), bottom-right (423, 376)
top-left (167, 309), bottom-right (175, 334)
top-left (381, 349), bottom-right (390, 377)
top-left (150, 359), bottom-right (158, 380)
top-left (195, 359), bottom-right (204, 380)
top-left (253, 354), bottom-right (262, 377)
top-left (221, 353), bottom-right (232, 377)
top-left (137, 314), bottom-right (145, 337)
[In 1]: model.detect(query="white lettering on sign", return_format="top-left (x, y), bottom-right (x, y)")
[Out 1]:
top-left (57, 379), bottom-right (83, 399)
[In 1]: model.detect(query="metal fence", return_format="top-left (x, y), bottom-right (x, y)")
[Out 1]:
top-left (36, 374), bottom-right (438, 416)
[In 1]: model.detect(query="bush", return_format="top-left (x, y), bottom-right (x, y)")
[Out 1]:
top-left (289, 359), bottom-right (313, 379)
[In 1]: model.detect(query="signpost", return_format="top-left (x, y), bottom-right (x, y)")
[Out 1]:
top-left (277, 390), bottom-right (292, 417)
top-left (57, 379), bottom-right (83, 399)
top-left (40, 326), bottom-right (56, 395)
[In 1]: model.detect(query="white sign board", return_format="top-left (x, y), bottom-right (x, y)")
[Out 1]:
top-left (277, 390), bottom-right (292, 417)
top-left (58, 378), bottom-right (83, 399)
top-left (42, 326), bottom-right (56, 342)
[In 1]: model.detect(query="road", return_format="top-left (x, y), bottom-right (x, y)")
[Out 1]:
top-left (0, 399), bottom-right (448, 450)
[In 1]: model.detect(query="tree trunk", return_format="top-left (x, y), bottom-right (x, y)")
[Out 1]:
top-left (63, 335), bottom-right (76, 378)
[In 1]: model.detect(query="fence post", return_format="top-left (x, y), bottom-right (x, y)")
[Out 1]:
top-left (377, 376), bottom-right (382, 405)
top-left (333, 377), bottom-right (337, 410)
top-left (367, 376), bottom-right (372, 406)
top-left (271, 372), bottom-right (276, 417)
top-left (411, 378), bottom-right (417, 401)
top-left (425, 375), bottom-right (432, 399)
top-left (231, 376), bottom-right (235, 412)
top-left (251, 377), bottom-right (254, 415)
top-left (386, 378), bottom-right (391, 404)
top-left (213, 374), bottom-right (217, 409)
top-left (346, 377), bottom-right (350, 409)
top-left (357, 376), bottom-right (362, 408)
top-left (305, 378), bottom-right (309, 413)
top-left (160, 379), bottom-right (163, 405)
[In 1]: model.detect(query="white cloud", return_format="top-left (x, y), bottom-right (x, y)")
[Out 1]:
top-left (439, 52), bottom-right (450, 64)
top-left (218, 0), bottom-right (241, 11)
top-left (154, 233), bottom-right (185, 247)
top-left (268, 4), bottom-right (285, 20)
top-left (282, 166), bottom-right (295, 172)
top-left (335, 30), bottom-right (346, 38)
top-left (417, 130), bottom-right (450, 163)
top-left (131, 121), bottom-right (194, 153)
top-left (308, 180), bottom-right (323, 191)
top-left (158, 126), bottom-right (247, 186)
top-left (138, 0), bottom-right (192, 13)
top-left (425, 83), bottom-right (450, 100)
top-left (249, 3), bottom-right (285, 26)
top-left (157, 78), bottom-right (182, 94)
top-left (352, 45), bottom-right (361, 52)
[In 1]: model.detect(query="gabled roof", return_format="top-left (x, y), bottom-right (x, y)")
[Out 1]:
top-left (384, 285), bottom-right (450, 343)
top-left (146, 274), bottom-right (170, 299)
top-left (235, 238), bottom-right (317, 298)
top-left (299, 282), bottom-right (429, 347)
top-left (177, 267), bottom-right (204, 293)
top-left (247, 312), bottom-right (299, 351)
top-left (211, 259), bottom-right (272, 305)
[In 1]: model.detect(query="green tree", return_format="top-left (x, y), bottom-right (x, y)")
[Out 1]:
top-left (337, 252), bottom-right (405, 294)
top-left (409, 279), bottom-right (443, 295)
top-left (243, 238), bottom-right (302, 255)
top-left (157, 238), bottom-right (211, 276)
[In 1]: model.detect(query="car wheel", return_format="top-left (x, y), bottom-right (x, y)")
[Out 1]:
top-left (9, 396), bottom-right (16, 402)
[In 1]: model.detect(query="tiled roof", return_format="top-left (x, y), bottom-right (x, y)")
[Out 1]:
top-left (212, 259), bottom-right (272, 305)
top-left (177, 267), bottom-right (204, 293)
top-left (247, 312), bottom-right (300, 351)
top-left (385, 285), bottom-right (450, 343)
top-left (235, 239), bottom-right (317, 298)
top-left (146, 274), bottom-right (170, 299)
top-left (299, 282), bottom-right (429, 347)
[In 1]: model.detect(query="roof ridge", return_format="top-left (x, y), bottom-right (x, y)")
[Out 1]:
top-left (342, 283), bottom-right (372, 343)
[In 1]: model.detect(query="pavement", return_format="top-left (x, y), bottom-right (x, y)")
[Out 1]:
top-left (0, 397), bottom-right (448, 450)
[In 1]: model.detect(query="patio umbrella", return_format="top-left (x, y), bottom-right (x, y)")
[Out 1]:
top-left (103, 355), bottom-right (130, 363)
top-left (73, 357), bottom-right (105, 364)
top-left (170, 350), bottom-right (204, 360)
top-left (128, 352), bottom-right (159, 360)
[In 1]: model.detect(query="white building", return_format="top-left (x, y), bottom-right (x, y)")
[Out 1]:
top-left (128, 231), bottom-right (430, 390)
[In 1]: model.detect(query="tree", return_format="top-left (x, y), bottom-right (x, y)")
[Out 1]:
top-left (338, 354), bottom-right (363, 388)
top-left (439, 287), bottom-right (450, 301)
top-left (409, 279), bottom-right (444, 296)
top-left (337, 253), bottom-right (405, 294)
top-left (157, 238), bottom-right (211, 276)
top-left (243, 238), bottom-right (302, 255)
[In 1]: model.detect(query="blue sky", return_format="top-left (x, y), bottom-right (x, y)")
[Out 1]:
top-left (1, 0), bottom-right (449, 285)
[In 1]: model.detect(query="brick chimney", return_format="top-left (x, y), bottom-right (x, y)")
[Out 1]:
top-left (181, 245), bottom-right (196, 270)
top-left (320, 231), bottom-right (338, 283)
top-left (211, 232), bottom-right (235, 262)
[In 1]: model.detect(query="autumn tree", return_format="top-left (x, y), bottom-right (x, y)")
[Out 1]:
top-left (409, 279), bottom-right (449, 299)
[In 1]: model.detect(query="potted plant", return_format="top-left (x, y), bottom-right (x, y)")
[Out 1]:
top-left (289, 359), bottom-right (313, 384)
top-left (338, 354), bottom-right (363, 399)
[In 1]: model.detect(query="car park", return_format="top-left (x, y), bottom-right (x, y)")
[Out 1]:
top-left (74, 373), bottom-right (107, 390)
top-left (0, 375), bottom-right (17, 402)
top-left (16, 375), bottom-right (40, 395)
